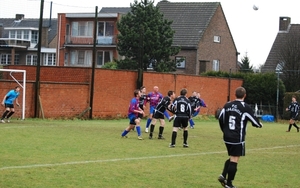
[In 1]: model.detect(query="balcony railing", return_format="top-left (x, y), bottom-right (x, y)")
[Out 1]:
top-left (0, 38), bottom-right (30, 48)
top-left (65, 35), bottom-right (117, 45)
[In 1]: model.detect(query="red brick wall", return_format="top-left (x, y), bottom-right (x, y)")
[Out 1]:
top-left (0, 66), bottom-right (243, 119)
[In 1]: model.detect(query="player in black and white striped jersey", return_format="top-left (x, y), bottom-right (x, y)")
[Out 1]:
top-left (285, 95), bottom-right (300, 132)
top-left (218, 87), bottom-right (263, 188)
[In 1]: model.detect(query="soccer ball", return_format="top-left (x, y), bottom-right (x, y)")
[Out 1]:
top-left (253, 5), bottom-right (259, 11)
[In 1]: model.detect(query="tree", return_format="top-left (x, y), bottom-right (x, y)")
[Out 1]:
top-left (239, 54), bottom-right (253, 73)
top-left (116, 0), bottom-right (180, 72)
top-left (277, 32), bottom-right (300, 92)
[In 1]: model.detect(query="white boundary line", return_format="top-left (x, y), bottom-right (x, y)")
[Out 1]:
top-left (1, 144), bottom-right (299, 171)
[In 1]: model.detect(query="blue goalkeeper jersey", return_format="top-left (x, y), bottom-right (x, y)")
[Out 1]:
top-left (5, 89), bottom-right (20, 105)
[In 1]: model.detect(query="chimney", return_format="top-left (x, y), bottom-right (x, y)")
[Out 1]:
top-left (279, 17), bottom-right (291, 31)
top-left (15, 14), bottom-right (25, 21)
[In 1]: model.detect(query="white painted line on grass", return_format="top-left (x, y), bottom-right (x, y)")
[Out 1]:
top-left (1, 144), bottom-right (299, 171)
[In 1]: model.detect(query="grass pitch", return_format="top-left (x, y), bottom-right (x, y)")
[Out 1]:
top-left (0, 117), bottom-right (299, 188)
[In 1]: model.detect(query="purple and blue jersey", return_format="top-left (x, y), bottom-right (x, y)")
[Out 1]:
top-left (128, 97), bottom-right (140, 118)
top-left (147, 92), bottom-right (163, 107)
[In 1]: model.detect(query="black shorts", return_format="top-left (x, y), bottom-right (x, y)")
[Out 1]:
top-left (153, 110), bottom-right (164, 119)
top-left (173, 117), bottom-right (189, 128)
top-left (225, 142), bottom-right (245, 157)
top-left (5, 103), bottom-right (14, 108)
top-left (138, 106), bottom-right (144, 118)
top-left (290, 112), bottom-right (298, 120)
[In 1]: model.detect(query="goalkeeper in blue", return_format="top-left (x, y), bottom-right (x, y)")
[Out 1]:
top-left (1, 86), bottom-right (20, 123)
top-left (121, 89), bottom-right (145, 140)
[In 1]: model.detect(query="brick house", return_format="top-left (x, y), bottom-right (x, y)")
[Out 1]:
top-left (56, 12), bottom-right (122, 67)
top-left (0, 14), bottom-right (57, 66)
top-left (262, 17), bottom-right (300, 72)
top-left (101, 1), bottom-right (239, 74)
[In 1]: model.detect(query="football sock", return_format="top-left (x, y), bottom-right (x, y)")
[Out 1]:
top-left (227, 162), bottom-right (237, 186)
top-left (149, 124), bottom-right (155, 137)
top-left (6, 111), bottom-right (14, 118)
top-left (146, 118), bottom-right (151, 128)
top-left (288, 124), bottom-right (292, 131)
top-left (293, 123), bottom-right (299, 129)
top-left (121, 130), bottom-right (129, 137)
top-left (159, 126), bottom-right (164, 136)
top-left (1, 110), bottom-right (10, 120)
top-left (183, 130), bottom-right (188, 144)
top-left (164, 111), bottom-right (170, 119)
top-left (222, 159), bottom-right (230, 178)
top-left (136, 126), bottom-right (141, 136)
top-left (171, 131), bottom-right (177, 145)
top-left (189, 119), bottom-right (195, 127)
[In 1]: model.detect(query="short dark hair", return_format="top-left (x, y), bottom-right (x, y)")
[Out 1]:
top-left (167, 90), bottom-right (174, 97)
top-left (180, 88), bottom-right (187, 96)
top-left (292, 95), bottom-right (296, 99)
top-left (235, 87), bottom-right (246, 99)
top-left (140, 86), bottom-right (145, 90)
top-left (134, 89), bottom-right (140, 97)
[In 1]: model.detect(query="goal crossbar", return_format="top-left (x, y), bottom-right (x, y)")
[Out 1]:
top-left (0, 69), bottom-right (26, 120)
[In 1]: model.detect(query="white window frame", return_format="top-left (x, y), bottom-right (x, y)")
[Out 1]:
top-left (212, 59), bottom-right (220, 71)
top-left (214, 35), bottom-right (221, 43)
top-left (26, 54), bottom-right (38, 65)
top-left (43, 53), bottom-right (56, 66)
top-left (0, 54), bottom-right (19, 65)
top-left (175, 56), bottom-right (186, 69)
top-left (69, 50), bottom-right (92, 66)
top-left (71, 21), bottom-right (93, 37)
top-left (98, 21), bottom-right (114, 37)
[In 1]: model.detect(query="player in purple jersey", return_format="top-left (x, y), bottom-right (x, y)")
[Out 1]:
top-left (145, 86), bottom-right (171, 133)
top-left (1, 86), bottom-right (20, 123)
top-left (121, 89), bottom-right (145, 140)
top-left (132, 86), bottom-right (147, 132)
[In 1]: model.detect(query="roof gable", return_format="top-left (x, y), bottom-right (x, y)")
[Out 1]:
top-left (157, 1), bottom-right (220, 47)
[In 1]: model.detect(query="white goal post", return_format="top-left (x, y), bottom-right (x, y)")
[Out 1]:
top-left (0, 69), bottom-right (26, 120)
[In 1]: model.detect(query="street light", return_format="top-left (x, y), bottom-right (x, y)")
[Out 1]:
top-left (275, 64), bottom-right (283, 121)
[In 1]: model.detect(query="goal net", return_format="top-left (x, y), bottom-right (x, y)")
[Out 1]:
top-left (0, 69), bottom-right (26, 120)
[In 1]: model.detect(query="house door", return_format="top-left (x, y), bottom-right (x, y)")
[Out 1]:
top-left (199, 60), bottom-right (207, 74)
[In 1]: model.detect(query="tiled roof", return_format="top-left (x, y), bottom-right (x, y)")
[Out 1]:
top-left (0, 18), bottom-right (57, 44)
top-left (157, 1), bottom-right (219, 48)
top-left (263, 24), bottom-right (300, 72)
top-left (100, 2), bottom-right (219, 48)
top-left (99, 7), bottom-right (131, 14)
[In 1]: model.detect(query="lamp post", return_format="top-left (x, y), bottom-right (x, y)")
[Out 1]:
top-left (275, 63), bottom-right (282, 121)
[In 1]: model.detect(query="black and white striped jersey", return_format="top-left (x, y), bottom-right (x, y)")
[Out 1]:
top-left (218, 100), bottom-right (263, 144)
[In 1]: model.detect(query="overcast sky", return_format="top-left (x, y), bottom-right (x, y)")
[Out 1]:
top-left (1, 0), bottom-right (299, 69)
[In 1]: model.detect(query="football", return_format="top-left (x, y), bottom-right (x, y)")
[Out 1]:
top-left (253, 5), bottom-right (259, 11)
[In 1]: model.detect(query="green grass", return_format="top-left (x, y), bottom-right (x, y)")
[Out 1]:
top-left (0, 117), bottom-right (299, 188)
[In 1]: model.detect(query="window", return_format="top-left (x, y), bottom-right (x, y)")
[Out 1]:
top-left (9, 30), bottom-right (15, 38)
top-left (71, 21), bottom-right (93, 37)
top-left (212, 60), bottom-right (220, 71)
top-left (214, 35), bottom-right (221, 43)
top-left (69, 50), bottom-right (92, 66)
top-left (98, 21), bottom-right (114, 36)
top-left (16, 30), bottom-right (22, 39)
top-left (175, 56), bottom-right (186, 68)
top-left (0, 54), bottom-right (19, 65)
top-left (43, 53), bottom-right (56, 66)
top-left (23, 30), bottom-right (29, 40)
top-left (26, 54), bottom-right (38, 65)
top-left (97, 51), bottom-right (113, 67)
top-left (31, 31), bottom-right (38, 43)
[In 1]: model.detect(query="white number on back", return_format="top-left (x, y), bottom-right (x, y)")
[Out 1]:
top-left (229, 116), bottom-right (236, 130)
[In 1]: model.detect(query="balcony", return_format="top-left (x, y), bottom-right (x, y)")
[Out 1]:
top-left (65, 35), bottom-right (117, 45)
top-left (0, 38), bottom-right (30, 48)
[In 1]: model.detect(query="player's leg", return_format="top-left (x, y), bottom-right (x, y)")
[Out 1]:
top-left (134, 118), bottom-right (143, 140)
top-left (1, 106), bottom-right (11, 123)
top-left (6, 107), bottom-right (15, 122)
top-left (291, 118), bottom-right (299, 132)
top-left (182, 119), bottom-right (189, 147)
top-left (170, 118), bottom-right (180, 147)
top-left (121, 115), bottom-right (136, 138)
top-left (189, 118), bottom-right (195, 128)
top-left (158, 118), bottom-right (165, 139)
top-left (226, 143), bottom-right (243, 187)
top-left (149, 117), bottom-right (157, 139)
top-left (145, 106), bottom-right (154, 132)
